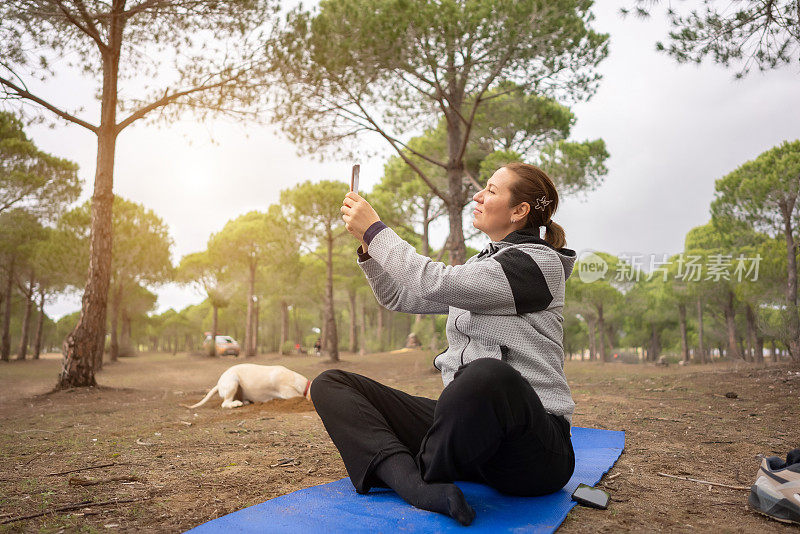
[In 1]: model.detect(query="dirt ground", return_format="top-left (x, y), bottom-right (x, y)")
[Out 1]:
top-left (1, 350), bottom-right (799, 533)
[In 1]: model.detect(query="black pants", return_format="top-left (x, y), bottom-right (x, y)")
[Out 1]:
top-left (310, 358), bottom-right (575, 497)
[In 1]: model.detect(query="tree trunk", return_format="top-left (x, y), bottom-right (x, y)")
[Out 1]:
top-left (323, 230), bottom-right (339, 361)
top-left (376, 305), bottom-right (385, 352)
top-left (121, 310), bottom-right (131, 355)
top-left (58, 26), bottom-right (122, 388)
top-left (745, 303), bottom-right (762, 363)
top-left (649, 323), bottom-right (660, 361)
top-left (279, 300), bottom-right (289, 353)
top-left (408, 202), bottom-right (434, 342)
top-left (1, 257), bottom-right (15, 362)
top-left (16, 274), bottom-right (35, 360)
top-left (445, 106), bottom-right (467, 266)
top-left (359, 296), bottom-right (367, 356)
top-left (780, 202), bottom-right (800, 360)
top-left (387, 309), bottom-right (394, 348)
top-left (348, 290), bottom-right (357, 353)
top-left (771, 339), bottom-right (778, 363)
top-left (319, 308), bottom-right (326, 351)
top-left (755, 331), bottom-right (764, 364)
top-left (109, 282), bottom-right (121, 362)
top-left (678, 303), bottom-right (689, 363)
top-left (33, 290), bottom-right (45, 359)
top-left (245, 262), bottom-right (255, 357)
top-left (696, 297), bottom-right (706, 364)
top-left (293, 305), bottom-right (301, 345)
top-left (253, 296), bottom-right (259, 356)
top-left (413, 313), bottom-right (423, 338)
top-left (723, 290), bottom-right (741, 360)
top-left (587, 319), bottom-right (596, 361)
top-left (429, 315), bottom-right (438, 352)
top-left (210, 305), bottom-right (218, 357)
top-left (596, 304), bottom-right (607, 362)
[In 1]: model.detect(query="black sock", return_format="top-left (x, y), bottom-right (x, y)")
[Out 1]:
top-left (374, 452), bottom-right (475, 526)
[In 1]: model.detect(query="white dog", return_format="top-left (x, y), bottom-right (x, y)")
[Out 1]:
top-left (188, 364), bottom-right (312, 409)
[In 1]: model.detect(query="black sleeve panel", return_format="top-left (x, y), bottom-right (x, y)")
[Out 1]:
top-left (495, 248), bottom-right (553, 314)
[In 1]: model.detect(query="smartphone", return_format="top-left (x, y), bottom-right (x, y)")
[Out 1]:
top-left (571, 483), bottom-right (609, 509)
top-left (350, 164), bottom-right (360, 194)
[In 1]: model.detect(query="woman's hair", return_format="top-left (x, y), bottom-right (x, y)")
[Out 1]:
top-left (503, 162), bottom-right (566, 249)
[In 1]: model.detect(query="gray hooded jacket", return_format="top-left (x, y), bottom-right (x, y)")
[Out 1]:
top-left (357, 223), bottom-right (578, 424)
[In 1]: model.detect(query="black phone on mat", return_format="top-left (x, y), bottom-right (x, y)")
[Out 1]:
top-left (571, 484), bottom-right (609, 509)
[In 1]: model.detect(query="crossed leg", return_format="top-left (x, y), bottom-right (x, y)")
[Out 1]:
top-left (310, 359), bottom-right (574, 524)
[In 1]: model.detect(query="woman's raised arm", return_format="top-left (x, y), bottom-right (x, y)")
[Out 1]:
top-left (365, 225), bottom-right (560, 316)
top-left (357, 245), bottom-right (450, 315)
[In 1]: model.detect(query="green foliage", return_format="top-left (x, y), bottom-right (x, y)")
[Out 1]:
top-left (623, 1), bottom-right (800, 78)
top-left (177, 250), bottom-right (233, 310)
top-left (280, 180), bottom-right (349, 240)
top-left (66, 197), bottom-right (173, 286)
top-left (0, 1), bottom-right (277, 128)
top-left (209, 211), bottom-right (275, 268)
top-left (478, 150), bottom-right (525, 183)
top-left (472, 83), bottom-right (575, 155)
top-left (270, 0), bottom-right (609, 264)
top-left (271, 0), bottom-right (609, 155)
top-left (0, 112), bottom-right (80, 219)
top-left (711, 140), bottom-right (800, 242)
top-left (471, 84), bottom-right (609, 195)
top-left (371, 155), bottom-right (443, 249)
top-left (538, 139), bottom-right (609, 197)
top-left (0, 208), bottom-right (46, 261)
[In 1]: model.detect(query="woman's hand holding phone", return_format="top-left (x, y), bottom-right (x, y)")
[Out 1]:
top-left (341, 192), bottom-right (380, 244)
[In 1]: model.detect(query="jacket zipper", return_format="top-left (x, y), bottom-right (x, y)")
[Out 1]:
top-left (455, 312), bottom-right (471, 367)
top-left (433, 348), bottom-right (446, 371)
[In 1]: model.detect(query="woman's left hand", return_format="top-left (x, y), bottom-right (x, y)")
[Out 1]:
top-left (341, 192), bottom-right (381, 242)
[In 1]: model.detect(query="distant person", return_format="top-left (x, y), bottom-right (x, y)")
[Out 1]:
top-left (405, 332), bottom-right (421, 349)
top-left (313, 338), bottom-right (321, 356)
top-left (312, 163), bottom-right (577, 525)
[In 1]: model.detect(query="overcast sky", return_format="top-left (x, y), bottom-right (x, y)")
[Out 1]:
top-left (23, 1), bottom-right (800, 320)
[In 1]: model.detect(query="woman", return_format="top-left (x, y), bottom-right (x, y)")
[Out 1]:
top-left (311, 163), bottom-right (577, 526)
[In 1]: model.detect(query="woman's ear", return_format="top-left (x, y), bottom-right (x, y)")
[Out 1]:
top-left (513, 201), bottom-right (530, 220)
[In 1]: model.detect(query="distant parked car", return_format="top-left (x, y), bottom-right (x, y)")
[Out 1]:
top-left (203, 335), bottom-right (240, 357)
top-left (610, 350), bottom-right (640, 364)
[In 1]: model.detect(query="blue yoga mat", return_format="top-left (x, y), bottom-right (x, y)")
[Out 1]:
top-left (187, 427), bottom-right (624, 534)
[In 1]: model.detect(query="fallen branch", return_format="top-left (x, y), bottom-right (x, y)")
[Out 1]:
top-left (270, 458), bottom-right (300, 468)
top-left (0, 497), bottom-right (147, 525)
top-left (68, 475), bottom-right (140, 486)
top-left (22, 448), bottom-right (52, 467)
top-left (657, 472), bottom-right (749, 490)
top-left (46, 462), bottom-right (115, 477)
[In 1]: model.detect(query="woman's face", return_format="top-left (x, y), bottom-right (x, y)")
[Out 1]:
top-left (471, 167), bottom-right (527, 241)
